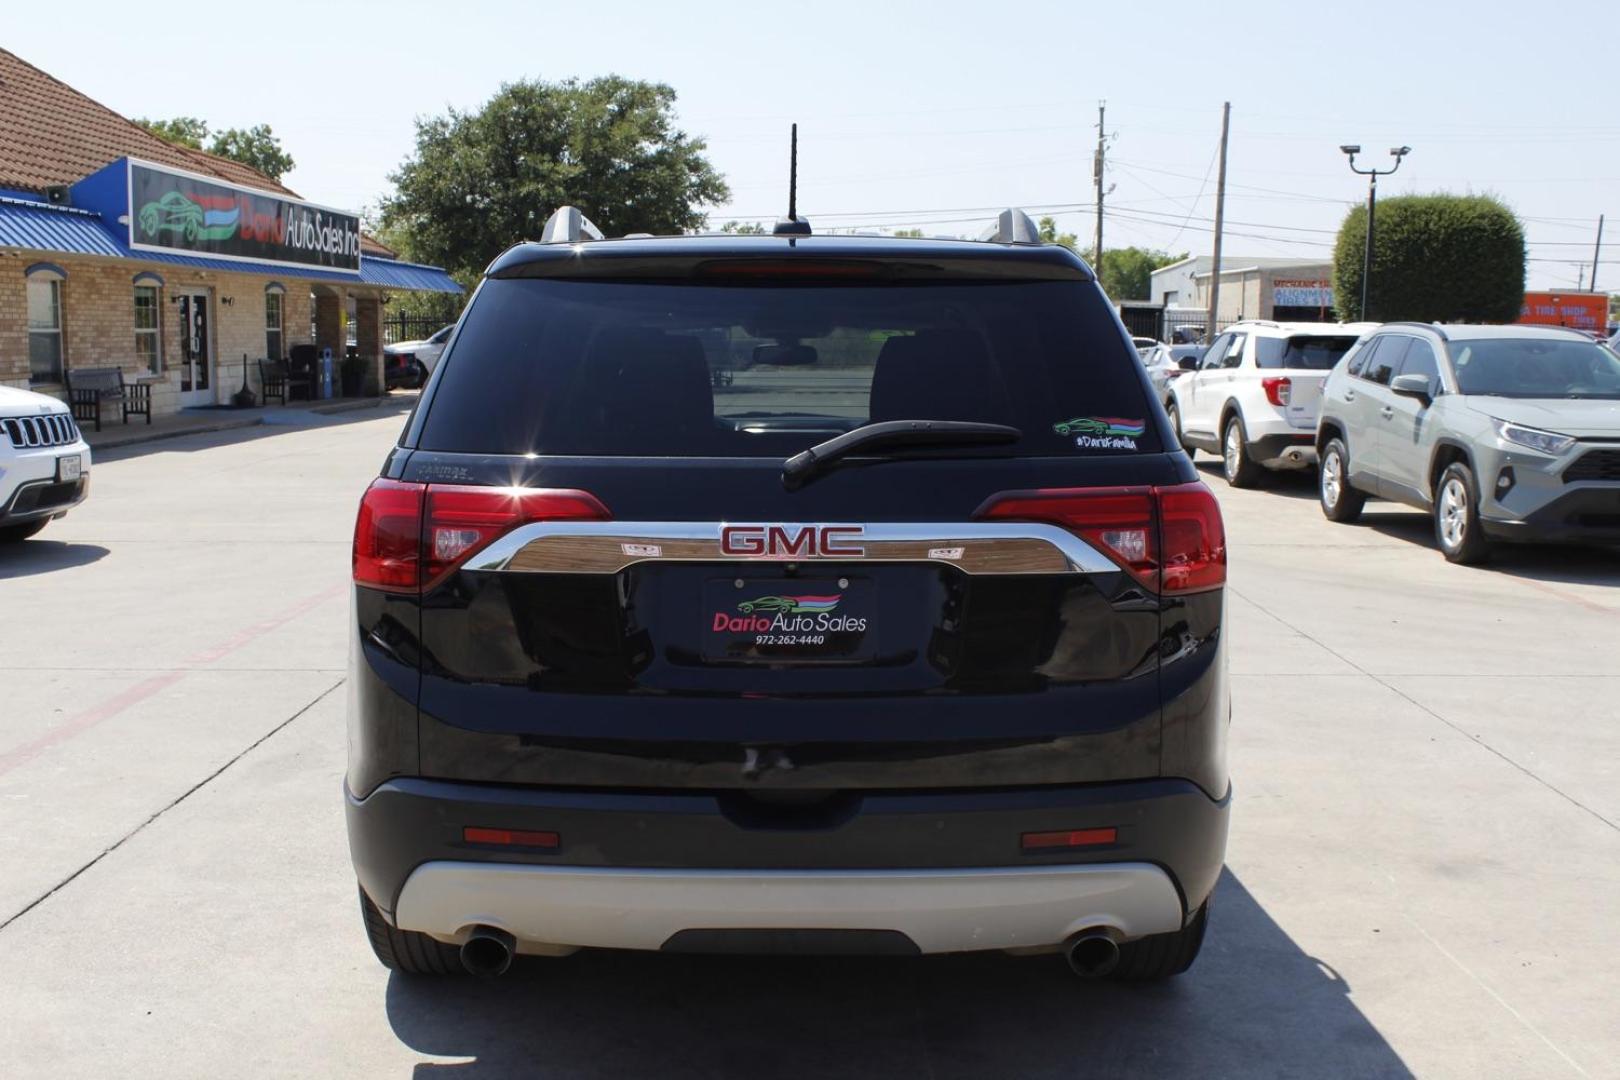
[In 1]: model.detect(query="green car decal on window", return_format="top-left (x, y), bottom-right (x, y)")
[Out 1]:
top-left (1053, 417), bottom-right (1147, 438)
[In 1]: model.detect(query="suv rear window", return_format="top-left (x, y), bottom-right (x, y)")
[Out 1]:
top-left (1255, 335), bottom-right (1358, 370)
top-left (417, 278), bottom-right (1161, 457)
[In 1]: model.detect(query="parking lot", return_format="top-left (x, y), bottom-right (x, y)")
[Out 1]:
top-left (1, 404), bottom-right (1617, 1079)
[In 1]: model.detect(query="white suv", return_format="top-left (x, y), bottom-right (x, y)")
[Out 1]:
top-left (0, 385), bottom-right (91, 542)
top-left (1168, 320), bottom-right (1373, 486)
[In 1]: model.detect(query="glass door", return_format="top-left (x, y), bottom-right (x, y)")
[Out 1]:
top-left (178, 293), bottom-right (212, 406)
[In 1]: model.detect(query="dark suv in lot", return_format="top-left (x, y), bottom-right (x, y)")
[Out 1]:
top-left (346, 208), bottom-right (1230, 981)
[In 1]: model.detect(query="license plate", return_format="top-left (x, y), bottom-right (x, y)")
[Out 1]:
top-left (56, 454), bottom-right (82, 482)
top-left (702, 577), bottom-right (875, 662)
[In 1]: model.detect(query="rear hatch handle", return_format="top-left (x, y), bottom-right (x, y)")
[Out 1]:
top-left (781, 420), bottom-right (1022, 490)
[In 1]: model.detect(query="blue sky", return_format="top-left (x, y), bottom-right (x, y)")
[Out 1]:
top-left (10, 0), bottom-right (1616, 289)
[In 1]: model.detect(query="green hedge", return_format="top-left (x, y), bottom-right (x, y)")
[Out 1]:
top-left (1332, 194), bottom-right (1525, 322)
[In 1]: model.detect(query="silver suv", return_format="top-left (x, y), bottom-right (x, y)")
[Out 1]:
top-left (1316, 323), bottom-right (1620, 563)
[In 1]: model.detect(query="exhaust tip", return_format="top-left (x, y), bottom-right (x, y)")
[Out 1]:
top-left (1065, 929), bottom-right (1121, 979)
top-left (460, 926), bottom-right (516, 977)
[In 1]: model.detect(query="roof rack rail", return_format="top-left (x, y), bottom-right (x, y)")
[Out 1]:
top-left (1382, 320), bottom-right (1448, 340)
top-left (978, 208), bottom-right (1042, 245)
top-left (540, 206), bottom-right (604, 244)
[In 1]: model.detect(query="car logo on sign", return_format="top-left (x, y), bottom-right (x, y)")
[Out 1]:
top-left (719, 525), bottom-right (865, 558)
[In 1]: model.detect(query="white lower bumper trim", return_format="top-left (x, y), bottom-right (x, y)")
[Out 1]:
top-left (393, 861), bottom-right (1185, 954)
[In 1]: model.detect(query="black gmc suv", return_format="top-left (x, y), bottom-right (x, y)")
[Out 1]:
top-left (346, 208), bottom-right (1229, 981)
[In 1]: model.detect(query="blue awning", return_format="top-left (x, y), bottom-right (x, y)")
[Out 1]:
top-left (358, 258), bottom-right (464, 292)
top-left (0, 195), bottom-right (461, 293)
top-left (0, 197), bottom-right (124, 258)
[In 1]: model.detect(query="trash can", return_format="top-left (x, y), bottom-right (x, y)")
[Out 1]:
top-left (320, 348), bottom-right (335, 399)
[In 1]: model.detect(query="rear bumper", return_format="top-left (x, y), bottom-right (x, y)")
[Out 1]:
top-left (1247, 432), bottom-right (1318, 469)
top-left (347, 776), bottom-right (1229, 952)
top-left (394, 861), bottom-right (1185, 955)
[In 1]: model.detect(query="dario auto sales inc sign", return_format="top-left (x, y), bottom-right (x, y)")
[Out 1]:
top-left (126, 161), bottom-right (361, 273)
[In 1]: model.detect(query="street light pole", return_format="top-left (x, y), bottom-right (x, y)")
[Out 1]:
top-left (1340, 145), bottom-right (1410, 320)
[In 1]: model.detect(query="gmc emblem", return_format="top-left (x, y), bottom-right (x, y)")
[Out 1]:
top-left (720, 524), bottom-right (865, 558)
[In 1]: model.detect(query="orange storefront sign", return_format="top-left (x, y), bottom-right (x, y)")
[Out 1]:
top-left (1517, 291), bottom-right (1607, 332)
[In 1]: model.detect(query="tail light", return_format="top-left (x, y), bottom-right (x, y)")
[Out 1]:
top-left (353, 479), bottom-right (425, 592)
top-left (353, 480), bottom-right (610, 593)
top-left (975, 482), bottom-right (1225, 594)
top-left (1262, 376), bottom-right (1292, 406)
top-left (423, 486), bottom-right (609, 584)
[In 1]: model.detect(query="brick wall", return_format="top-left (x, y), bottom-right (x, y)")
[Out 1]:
top-left (314, 292), bottom-right (342, 357)
top-left (0, 252), bottom-right (344, 413)
top-left (0, 260), bottom-right (25, 391)
top-left (354, 295), bottom-right (383, 395)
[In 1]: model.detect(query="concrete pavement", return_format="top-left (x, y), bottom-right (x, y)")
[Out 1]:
top-left (79, 393), bottom-right (393, 451)
top-left (0, 416), bottom-right (1616, 1078)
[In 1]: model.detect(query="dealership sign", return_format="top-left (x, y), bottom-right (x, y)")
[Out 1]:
top-left (124, 161), bottom-right (361, 273)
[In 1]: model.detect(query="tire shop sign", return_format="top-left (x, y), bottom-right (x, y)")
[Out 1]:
top-left (126, 160), bottom-right (361, 273)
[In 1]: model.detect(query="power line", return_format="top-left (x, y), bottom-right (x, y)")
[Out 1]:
top-left (714, 198), bottom-right (1609, 257)
top-left (1110, 159), bottom-right (1354, 204)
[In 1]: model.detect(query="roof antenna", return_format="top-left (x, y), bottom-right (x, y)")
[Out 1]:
top-left (773, 123), bottom-right (811, 236)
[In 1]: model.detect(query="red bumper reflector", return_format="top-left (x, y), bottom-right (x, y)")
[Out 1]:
top-left (1021, 827), bottom-right (1118, 851)
top-left (463, 826), bottom-right (560, 849)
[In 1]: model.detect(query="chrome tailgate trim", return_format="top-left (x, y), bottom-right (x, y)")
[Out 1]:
top-left (464, 521), bottom-right (1118, 576)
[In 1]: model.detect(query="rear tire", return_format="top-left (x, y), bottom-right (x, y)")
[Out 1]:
top-left (1221, 416), bottom-right (1263, 488)
top-left (0, 520), bottom-right (48, 543)
top-left (1112, 903), bottom-right (1209, 981)
top-left (358, 885), bottom-right (464, 975)
top-left (1318, 438), bottom-right (1365, 523)
top-left (1435, 462), bottom-right (1490, 565)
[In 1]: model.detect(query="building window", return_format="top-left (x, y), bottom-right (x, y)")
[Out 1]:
top-left (266, 289), bottom-right (284, 360)
top-left (134, 285), bottom-right (162, 374)
top-left (28, 277), bottom-right (63, 384)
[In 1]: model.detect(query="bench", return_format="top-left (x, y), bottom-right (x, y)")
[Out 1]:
top-left (258, 357), bottom-right (313, 405)
top-left (64, 366), bottom-right (151, 431)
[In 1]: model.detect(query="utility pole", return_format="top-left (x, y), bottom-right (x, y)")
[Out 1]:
top-left (1204, 102), bottom-right (1230, 344)
top-left (1591, 214), bottom-right (1604, 292)
top-left (1093, 101), bottom-right (1106, 268)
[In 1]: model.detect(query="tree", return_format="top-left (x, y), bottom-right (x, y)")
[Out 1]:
top-left (381, 77), bottom-right (729, 280)
top-left (720, 221), bottom-right (768, 235)
top-left (892, 228), bottom-right (925, 238)
top-left (209, 125), bottom-right (295, 181)
top-left (1333, 194), bottom-right (1525, 322)
top-left (1038, 216), bottom-right (1079, 250)
top-left (135, 117), bottom-right (296, 180)
top-left (1034, 219), bottom-right (1179, 299)
top-left (135, 116), bottom-right (209, 150)
top-left (1096, 247), bottom-right (1186, 301)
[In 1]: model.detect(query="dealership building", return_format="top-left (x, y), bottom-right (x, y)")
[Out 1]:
top-left (0, 48), bottom-right (459, 415)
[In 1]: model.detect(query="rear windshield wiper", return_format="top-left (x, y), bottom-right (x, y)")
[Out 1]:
top-left (782, 420), bottom-right (1022, 490)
